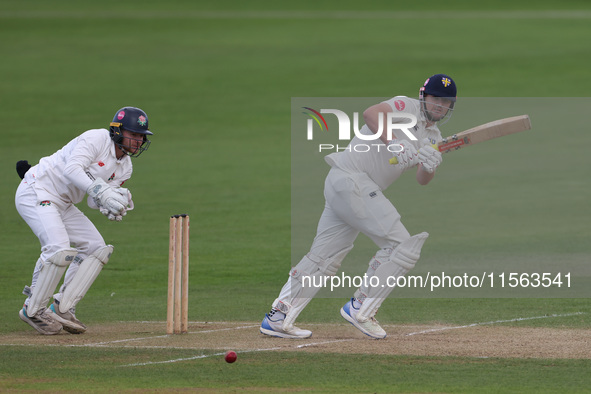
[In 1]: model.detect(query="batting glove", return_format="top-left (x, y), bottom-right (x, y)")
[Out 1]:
top-left (418, 141), bottom-right (442, 174)
top-left (390, 139), bottom-right (419, 170)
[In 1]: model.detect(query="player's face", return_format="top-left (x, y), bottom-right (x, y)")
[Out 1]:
top-left (424, 95), bottom-right (453, 121)
top-left (120, 130), bottom-right (146, 155)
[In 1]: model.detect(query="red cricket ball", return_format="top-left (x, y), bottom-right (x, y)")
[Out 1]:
top-left (224, 351), bottom-right (237, 363)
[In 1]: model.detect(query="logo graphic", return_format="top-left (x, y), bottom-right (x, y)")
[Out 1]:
top-left (394, 100), bottom-right (405, 111)
top-left (302, 107), bottom-right (328, 135)
top-left (98, 161), bottom-right (105, 167)
top-left (137, 115), bottom-right (147, 126)
top-left (108, 173), bottom-right (115, 181)
top-left (304, 107), bottom-right (417, 141)
top-left (40, 201), bottom-right (51, 206)
top-left (442, 77), bottom-right (451, 87)
top-left (117, 111), bottom-right (125, 120)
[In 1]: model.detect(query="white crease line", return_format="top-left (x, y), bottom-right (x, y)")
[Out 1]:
top-left (122, 347), bottom-right (282, 367)
top-left (189, 325), bottom-right (259, 334)
top-left (83, 324), bottom-right (259, 347)
top-left (406, 312), bottom-right (585, 336)
top-left (122, 339), bottom-right (355, 367)
top-left (296, 339), bottom-right (353, 348)
top-left (123, 337), bottom-right (355, 366)
top-left (85, 335), bottom-right (169, 346)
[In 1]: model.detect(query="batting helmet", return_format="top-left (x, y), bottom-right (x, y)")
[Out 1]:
top-left (419, 74), bottom-right (457, 124)
top-left (420, 74), bottom-right (457, 101)
top-left (109, 107), bottom-right (153, 157)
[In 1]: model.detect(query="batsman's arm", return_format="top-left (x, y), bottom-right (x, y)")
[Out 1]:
top-left (364, 102), bottom-right (396, 145)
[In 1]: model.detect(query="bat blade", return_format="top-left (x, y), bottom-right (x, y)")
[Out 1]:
top-left (389, 114), bottom-right (531, 165)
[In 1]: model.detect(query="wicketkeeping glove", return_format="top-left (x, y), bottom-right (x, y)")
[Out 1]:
top-left (99, 206), bottom-right (124, 221)
top-left (87, 178), bottom-right (128, 217)
top-left (97, 187), bottom-right (133, 221)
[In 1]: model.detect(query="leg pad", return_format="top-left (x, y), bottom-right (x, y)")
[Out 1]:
top-left (27, 248), bottom-right (78, 316)
top-left (59, 245), bottom-right (113, 313)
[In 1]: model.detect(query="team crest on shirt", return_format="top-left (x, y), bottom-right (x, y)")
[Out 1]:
top-left (40, 201), bottom-right (51, 207)
top-left (98, 161), bottom-right (105, 167)
top-left (108, 173), bottom-right (115, 181)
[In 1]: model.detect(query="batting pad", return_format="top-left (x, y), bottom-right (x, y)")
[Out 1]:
top-left (357, 232), bottom-right (429, 319)
top-left (27, 248), bottom-right (78, 316)
top-left (59, 245), bottom-right (113, 313)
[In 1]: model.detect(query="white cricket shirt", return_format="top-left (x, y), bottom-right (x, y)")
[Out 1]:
top-left (24, 128), bottom-right (133, 206)
top-left (324, 96), bottom-right (442, 190)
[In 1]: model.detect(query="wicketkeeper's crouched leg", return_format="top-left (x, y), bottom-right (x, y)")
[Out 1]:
top-left (19, 248), bottom-right (78, 335)
top-left (49, 245), bottom-right (114, 333)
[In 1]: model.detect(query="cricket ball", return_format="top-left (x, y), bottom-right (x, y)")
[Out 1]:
top-left (224, 350), bottom-right (237, 363)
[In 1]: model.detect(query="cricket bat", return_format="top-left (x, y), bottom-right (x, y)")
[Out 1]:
top-left (389, 115), bottom-right (532, 165)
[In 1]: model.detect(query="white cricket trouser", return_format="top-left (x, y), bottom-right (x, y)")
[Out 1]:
top-left (310, 168), bottom-right (410, 258)
top-left (15, 180), bottom-right (106, 304)
top-left (277, 168), bottom-right (410, 303)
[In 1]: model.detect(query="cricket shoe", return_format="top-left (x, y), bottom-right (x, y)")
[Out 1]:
top-left (19, 305), bottom-right (63, 335)
top-left (50, 301), bottom-right (87, 334)
top-left (340, 298), bottom-right (386, 339)
top-left (260, 311), bottom-right (312, 339)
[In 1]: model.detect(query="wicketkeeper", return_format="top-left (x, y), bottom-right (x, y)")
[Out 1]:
top-left (14, 107), bottom-right (153, 335)
top-left (261, 74), bottom-right (457, 339)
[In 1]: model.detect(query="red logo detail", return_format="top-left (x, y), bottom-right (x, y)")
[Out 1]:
top-left (117, 111), bottom-right (125, 120)
top-left (394, 100), bottom-right (405, 111)
top-left (98, 161), bottom-right (105, 167)
top-left (120, 180), bottom-right (126, 186)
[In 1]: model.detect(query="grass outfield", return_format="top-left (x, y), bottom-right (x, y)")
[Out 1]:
top-left (1, 1), bottom-right (590, 392)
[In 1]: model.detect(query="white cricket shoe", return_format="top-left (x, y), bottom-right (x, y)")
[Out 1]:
top-left (50, 301), bottom-right (87, 334)
top-left (340, 298), bottom-right (386, 339)
top-left (19, 305), bottom-right (63, 335)
top-left (260, 311), bottom-right (312, 339)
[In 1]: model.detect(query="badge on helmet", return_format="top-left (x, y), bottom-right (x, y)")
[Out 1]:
top-left (109, 107), bottom-right (153, 158)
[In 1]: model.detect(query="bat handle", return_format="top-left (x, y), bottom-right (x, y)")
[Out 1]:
top-left (389, 144), bottom-right (438, 165)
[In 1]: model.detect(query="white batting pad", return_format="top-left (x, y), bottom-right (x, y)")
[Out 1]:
top-left (27, 248), bottom-right (78, 316)
top-left (357, 232), bottom-right (429, 319)
top-left (274, 244), bottom-right (353, 330)
top-left (59, 245), bottom-right (113, 313)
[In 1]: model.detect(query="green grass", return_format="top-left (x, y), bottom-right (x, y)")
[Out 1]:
top-left (1, 0), bottom-right (590, 392)
top-left (1, 349), bottom-right (590, 393)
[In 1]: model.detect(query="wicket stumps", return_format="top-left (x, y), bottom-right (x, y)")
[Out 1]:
top-left (167, 214), bottom-right (190, 334)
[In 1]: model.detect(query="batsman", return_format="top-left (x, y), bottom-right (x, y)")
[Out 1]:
top-left (261, 74), bottom-right (457, 339)
top-left (14, 107), bottom-right (153, 335)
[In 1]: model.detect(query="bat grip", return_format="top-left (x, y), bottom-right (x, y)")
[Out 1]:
top-left (389, 144), bottom-right (437, 165)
